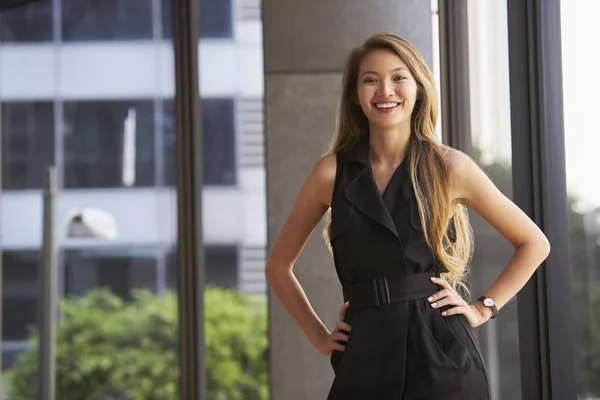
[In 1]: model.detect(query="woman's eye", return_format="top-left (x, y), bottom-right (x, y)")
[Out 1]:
top-left (394, 76), bottom-right (406, 82)
top-left (363, 78), bottom-right (376, 83)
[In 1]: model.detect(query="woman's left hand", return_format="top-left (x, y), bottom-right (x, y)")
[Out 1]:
top-left (428, 277), bottom-right (489, 328)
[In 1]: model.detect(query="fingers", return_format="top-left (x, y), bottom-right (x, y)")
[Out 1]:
top-left (428, 277), bottom-right (458, 304)
top-left (335, 320), bottom-right (351, 332)
top-left (333, 331), bottom-right (349, 342)
top-left (430, 276), bottom-right (452, 291)
top-left (332, 342), bottom-right (346, 352)
top-left (427, 288), bottom-right (454, 304)
top-left (338, 301), bottom-right (350, 320)
top-left (430, 294), bottom-right (466, 309)
top-left (440, 305), bottom-right (470, 317)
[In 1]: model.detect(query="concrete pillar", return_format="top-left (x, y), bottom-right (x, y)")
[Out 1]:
top-left (263, 2), bottom-right (433, 398)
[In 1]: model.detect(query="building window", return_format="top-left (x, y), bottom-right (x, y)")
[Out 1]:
top-left (167, 246), bottom-right (238, 289)
top-left (163, 98), bottom-right (236, 186)
top-left (161, 0), bottom-right (232, 39)
top-left (0, 0), bottom-right (52, 43)
top-left (2, 251), bottom-right (39, 342)
top-left (61, 0), bottom-right (153, 41)
top-left (63, 100), bottom-right (155, 189)
top-left (64, 247), bottom-right (157, 301)
top-left (1, 102), bottom-right (55, 190)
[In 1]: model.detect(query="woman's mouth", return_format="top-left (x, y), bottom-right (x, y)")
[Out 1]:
top-left (373, 102), bottom-right (401, 113)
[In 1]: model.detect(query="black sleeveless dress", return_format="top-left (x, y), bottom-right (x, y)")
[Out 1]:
top-left (327, 135), bottom-right (491, 400)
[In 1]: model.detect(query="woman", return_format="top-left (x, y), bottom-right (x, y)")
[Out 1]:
top-left (265, 32), bottom-right (550, 399)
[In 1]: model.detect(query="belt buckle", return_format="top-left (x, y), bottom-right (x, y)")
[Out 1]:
top-left (372, 277), bottom-right (390, 308)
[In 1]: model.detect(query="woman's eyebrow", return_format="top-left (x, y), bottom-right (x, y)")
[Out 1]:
top-left (359, 67), bottom-right (409, 77)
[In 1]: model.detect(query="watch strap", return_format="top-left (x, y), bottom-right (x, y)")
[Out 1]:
top-left (477, 296), bottom-right (498, 319)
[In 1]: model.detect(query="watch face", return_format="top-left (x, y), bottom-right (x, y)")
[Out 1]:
top-left (483, 298), bottom-right (495, 307)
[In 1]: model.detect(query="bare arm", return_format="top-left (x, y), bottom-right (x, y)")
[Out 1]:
top-left (265, 154), bottom-right (347, 354)
top-left (449, 149), bottom-right (551, 315)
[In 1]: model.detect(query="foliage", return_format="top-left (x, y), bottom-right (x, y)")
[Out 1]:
top-left (6, 287), bottom-right (268, 400)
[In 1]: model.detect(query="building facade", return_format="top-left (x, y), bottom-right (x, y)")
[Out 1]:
top-left (0, 0), bottom-right (267, 371)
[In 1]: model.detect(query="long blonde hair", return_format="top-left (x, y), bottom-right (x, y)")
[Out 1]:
top-left (323, 32), bottom-right (474, 295)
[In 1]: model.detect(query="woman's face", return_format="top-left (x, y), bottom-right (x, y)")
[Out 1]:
top-left (356, 49), bottom-right (419, 130)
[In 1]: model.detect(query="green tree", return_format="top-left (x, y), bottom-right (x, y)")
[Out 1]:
top-left (6, 287), bottom-right (268, 400)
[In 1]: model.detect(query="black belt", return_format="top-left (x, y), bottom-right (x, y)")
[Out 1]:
top-left (345, 272), bottom-right (439, 311)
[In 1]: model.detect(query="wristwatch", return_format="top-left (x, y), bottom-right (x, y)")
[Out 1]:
top-left (476, 296), bottom-right (498, 319)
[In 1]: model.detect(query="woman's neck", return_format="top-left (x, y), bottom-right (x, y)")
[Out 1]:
top-left (367, 126), bottom-right (411, 167)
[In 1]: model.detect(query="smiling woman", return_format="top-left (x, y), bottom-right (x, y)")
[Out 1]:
top-left (357, 53), bottom-right (417, 123)
top-left (265, 32), bottom-right (550, 400)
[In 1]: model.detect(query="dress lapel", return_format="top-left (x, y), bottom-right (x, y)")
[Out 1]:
top-left (341, 134), bottom-right (413, 239)
top-left (344, 166), bottom-right (400, 238)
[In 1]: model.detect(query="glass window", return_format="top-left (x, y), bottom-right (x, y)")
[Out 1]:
top-left (161, 0), bottom-right (233, 39)
top-left (64, 248), bottom-right (157, 300)
top-left (61, 0), bottom-right (153, 41)
top-left (1, 0), bottom-right (180, 394)
top-left (167, 245), bottom-right (239, 289)
top-left (0, 0), bottom-right (52, 43)
top-left (164, 98), bottom-right (236, 186)
top-left (445, 1), bottom-right (521, 398)
top-left (2, 251), bottom-right (39, 342)
top-left (561, 0), bottom-right (600, 397)
top-left (1, 102), bottom-right (55, 190)
top-left (63, 100), bottom-right (156, 189)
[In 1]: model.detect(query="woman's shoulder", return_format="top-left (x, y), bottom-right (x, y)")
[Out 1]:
top-left (443, 146), bottom-right (474, 176)
top-left (305, 153), bottom-right (337, 207)
top-left (441, 146), bottom-right (479, 202)
top-left (312, 153), bottom-right (337, 187)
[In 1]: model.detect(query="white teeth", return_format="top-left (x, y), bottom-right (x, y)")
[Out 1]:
top-left (375, 102), bottom-right (400, 109)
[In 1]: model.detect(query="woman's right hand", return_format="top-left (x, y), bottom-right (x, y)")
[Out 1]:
top-left (316, 302), bottom-right (352, 356)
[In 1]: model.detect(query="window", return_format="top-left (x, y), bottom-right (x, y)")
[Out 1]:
top-left (167, 245), bottom-right (238, 289)
top-left (445, 1), bottom-right (522, 398)
top-left (164, 98), bottom-right (236, 186)
top-left (561, 0), bottom-right (600, 396)
top-left (1, 102), bottom-right (55, 190)
top-left (2, 251), bottom-right (39, 342)
top-left (161, 0), bottom-right (232, 39)
top-left (63, 100), bottom-right (155, 188)
top-left (0, 0), bottom-right (52, 43)
top-left (64, 248), bottom-right (157, 300)
top-left (61, 0), bottom-right (153, 41)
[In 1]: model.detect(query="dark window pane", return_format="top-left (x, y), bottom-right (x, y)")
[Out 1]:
top-left (161, 0), bottom-right (232, 39)
top-left (0, 0), bottom-right (52, 43)
top-left (1, 102), bottom-right (55, 190)
top-left (2, 251), bottom-right (39, 341)
top-left (61, 0), bottom-right (152, 41)
top-left (167, 246), bottom-right (238, 289)
top-left (63, 100), bottom-right (155, 188)
top-left (163, 98), bottom-right (236, 186)
top-left (64, 248), bottom-right (157, 300)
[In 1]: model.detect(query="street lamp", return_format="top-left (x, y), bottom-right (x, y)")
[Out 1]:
top-left (38, 166), bottom-right (118, 400)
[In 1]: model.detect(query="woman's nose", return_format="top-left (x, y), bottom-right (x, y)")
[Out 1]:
top-left (377, 80), bottom-right (395, 97)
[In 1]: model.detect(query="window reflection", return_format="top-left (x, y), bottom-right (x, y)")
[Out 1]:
top-left (0, 0), bottom-right (52, 43)
top-left (464, 0), bottom-right (521, 398)
top-left (64, 248), bottom-right (158, 300)
top-left (161, 0), bottom-right (233, 39)
top-left (61, 0), bottom-right (153, 41)
top-left (561, 0), bottom-right (600, 397)
top-left (1, 102), bottom-right (55, 190)
top-left (2, 251), bottom-right (39, 343)
top-left (63, 100), bottom-right (156, 188)
top-left (163, 98), bottom-right (236, 186)
top-left (166, 246), bottom-right (239, 290)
